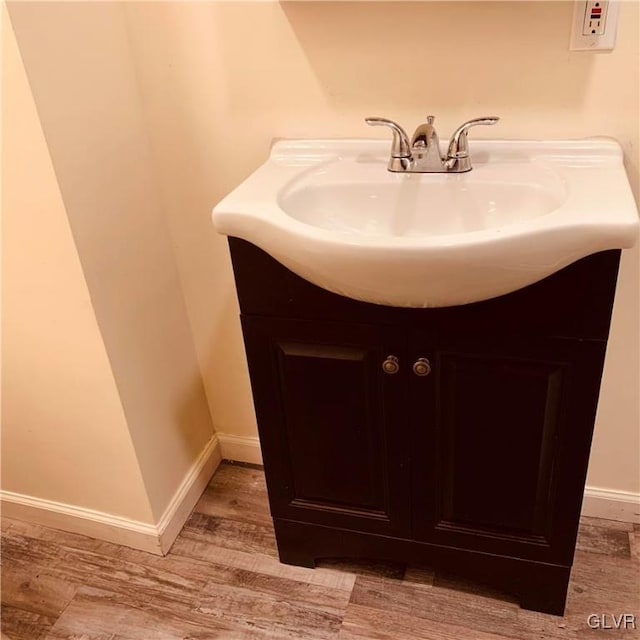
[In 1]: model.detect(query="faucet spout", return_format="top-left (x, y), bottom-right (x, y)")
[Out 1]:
top-left (410, 115), bottom-right (446, 172)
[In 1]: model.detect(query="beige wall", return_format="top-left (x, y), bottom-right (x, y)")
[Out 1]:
top-left (6, 2), bottom-right (215, 522)
top-left (125, 1), bottom-right (639, 495)
top-left (3, 0), bottom-right (637, 515)
top-left (1, 10), bottom-right (153, 523)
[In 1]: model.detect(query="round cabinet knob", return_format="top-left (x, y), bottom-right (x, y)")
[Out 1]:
top-left (382, 355), bottom-right (400, 375)
top-left (413, 357), bottom-right (432, 377)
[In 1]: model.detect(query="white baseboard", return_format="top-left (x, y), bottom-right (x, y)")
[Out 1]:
top-left (3, 434), bottom-right (636, 554)
top-left (156, 433), bottom-right (222, 553)
top-left (0, 490), bottom-right (164, 554)
top-left (582, 486), bottom-right (640, 523)
top-left (217, 433), bottom-right (263, 465)
top-left (0, 434), bottom-right (222, 555)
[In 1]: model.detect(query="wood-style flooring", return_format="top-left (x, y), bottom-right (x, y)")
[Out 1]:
top-left (2, 462), bottom-right (639, 639)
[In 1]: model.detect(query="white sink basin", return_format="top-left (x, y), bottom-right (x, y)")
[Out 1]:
top-left (279, 161), bottom-right (566, 237)
top-left (213, 139), bottom-right (638, 307)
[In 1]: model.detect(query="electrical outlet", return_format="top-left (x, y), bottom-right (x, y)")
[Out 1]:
top-left (570, 0), bottom-right (619, 51)
top-left (582, 1), bottom-right (607, 35)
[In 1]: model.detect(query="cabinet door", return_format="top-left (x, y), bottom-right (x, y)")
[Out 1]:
top-left (410, 333), bottom-right (606, 564)
top-left (241, 316), bottom-right (411, 537)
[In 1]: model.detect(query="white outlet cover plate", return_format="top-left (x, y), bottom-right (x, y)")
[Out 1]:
top-left (570, 0), bottom-right (619, 51)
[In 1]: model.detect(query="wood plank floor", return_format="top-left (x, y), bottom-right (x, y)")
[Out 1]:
top-left (2, 462), bottom-right (639, 639)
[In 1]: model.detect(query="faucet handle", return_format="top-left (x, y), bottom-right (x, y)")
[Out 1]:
top-left (365, 117), bottom-right (411, 158)
top-left (447, 117), bottom-right (500, 159)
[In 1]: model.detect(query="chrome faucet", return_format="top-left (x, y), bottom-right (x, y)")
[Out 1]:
top-left (365, 115), bottom-right (499, 173)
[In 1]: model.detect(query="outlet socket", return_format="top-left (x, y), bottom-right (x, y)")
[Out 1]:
top-left (582, 1), bottom-right (607, 35)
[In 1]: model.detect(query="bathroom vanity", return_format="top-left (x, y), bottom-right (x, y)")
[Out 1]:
top-left (228, 238), bottom-right (619, 615)
top-left (213, 136), bottom-right (638, 615)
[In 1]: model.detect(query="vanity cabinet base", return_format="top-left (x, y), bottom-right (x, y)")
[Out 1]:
top-left (274, 518), bottom-right (571, 616)
top-left (229, 238), bottom-right (621, 618)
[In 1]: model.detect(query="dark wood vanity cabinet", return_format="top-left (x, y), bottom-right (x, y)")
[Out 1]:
top-left (229, 238), bottom-right (621, 615)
